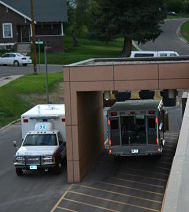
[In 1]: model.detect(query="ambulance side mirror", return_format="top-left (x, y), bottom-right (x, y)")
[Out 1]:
top-left (162, 110), bottom-right (169, 132)
top-left (12, 140), bottom-right (17, 148)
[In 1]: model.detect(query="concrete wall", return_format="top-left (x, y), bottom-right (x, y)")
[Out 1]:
top-left (77, 92), bottom-right (104, 181)
top-left (162, 93), bottom-right (189, 212)
top-left (64, 61), bottom-right (189, 183)
top-left (65, 90), bottom-right (104, 183)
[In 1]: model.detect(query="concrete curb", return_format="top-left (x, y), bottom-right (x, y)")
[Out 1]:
top-left (162, 94), bottom-right (189, 211)
top-left (176, 18), bottom-right (189, 45)
top-left (28, 64), bottom-right (63, 67)
top-left (0, 119), bottom-right (20, 132)
top-left (132, 41), bottom-right (142, 51)
top-left (0, 75), bottom-right (23, 88)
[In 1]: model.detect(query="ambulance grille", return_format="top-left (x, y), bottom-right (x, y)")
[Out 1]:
top-left (26, 156), bottom-right (40, 165)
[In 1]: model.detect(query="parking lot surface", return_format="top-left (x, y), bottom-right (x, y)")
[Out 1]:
top-left (0, 122), bottom-right (68, 212)
top-left (51, 132), bottom-right (178, 212)
top-left (0, 106), bottom-right (181, 212)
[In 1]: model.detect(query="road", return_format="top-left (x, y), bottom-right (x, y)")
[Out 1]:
top-left (138, 19), bottom-right (189, 55)
top-left (0, 106), bottom-right (182, 212)
top-left (0, 122), bottom-right (69, 212)
top-left (53, 132), bottom-right (178, 212)
top-left (0, 64), bottom-right (63, 77)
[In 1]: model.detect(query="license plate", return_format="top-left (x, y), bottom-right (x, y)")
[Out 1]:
top-left (30, 165), bottom-right (37, 170)
top-left (131, 149), bottom-right (139, 154)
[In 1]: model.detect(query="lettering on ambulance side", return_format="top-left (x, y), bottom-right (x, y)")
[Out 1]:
top-left (40, 125), bottom-right (46, 130)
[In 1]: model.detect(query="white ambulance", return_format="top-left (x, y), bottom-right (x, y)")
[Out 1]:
top-left (14, 104), bottom-right (66, 176)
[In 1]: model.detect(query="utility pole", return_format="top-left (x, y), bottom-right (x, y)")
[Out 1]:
top-left (30, 0), bottom-right (37, 73)
top-left (44, 45), bottom-right (49, 104)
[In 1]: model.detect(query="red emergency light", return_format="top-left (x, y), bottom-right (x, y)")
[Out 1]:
top-left (149, 111), bottom-right (155, 115)
top-left (62, 118), bottom-right (66, 122)
top-left (156, 137), bottom-right (159, 145)
top-left (109, 139), bottom-right (111, 146)
top-left (111, 112), bottom-right (117, 116)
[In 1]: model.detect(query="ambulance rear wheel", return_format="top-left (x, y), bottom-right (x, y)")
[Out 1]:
top-left (113, 155), bottom-right (120, 160)
top-left (16, 168), bottom-right (23, 176)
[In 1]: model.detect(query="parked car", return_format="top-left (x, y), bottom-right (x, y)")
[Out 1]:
top-left (168, 11), bottom-right (177, 16)
top-left (130, 51), bottom-right (179, 58)
top-left (0, 52), bottom-right (32, 66)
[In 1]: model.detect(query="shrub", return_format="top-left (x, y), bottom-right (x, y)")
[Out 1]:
top-left (182, 1), bottom-right (189, 13)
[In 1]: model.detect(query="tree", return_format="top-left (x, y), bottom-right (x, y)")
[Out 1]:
top-left (89, 0), bottom-right (167, 57)
top-left (167, 0), bottom-right (183, 13)
top-left (67, 0), bottom-right (90, 46)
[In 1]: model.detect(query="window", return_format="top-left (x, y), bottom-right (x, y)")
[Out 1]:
top-left (134, 53), bottom-right (154, 58)
top-left (2, 53), bottom-right (9, 58)
top-left (160, 53), bottom-right (167, 57)
top-left (9, 54), bottom-right (16, 57)
top-left (2, 23), bottom-right (13, 38)
top-left (148, 117), bottom-right (156, 129)
top-left (111, 119), bottom-right (119, 130)
top-left (170, 53), bottom-right (177, 56)
top-left (58, 132), bottom-right (63, 146)
top-left (2, 53), bottom-right (15, 58)
top-left (23, 134), bottom-right (57, 146)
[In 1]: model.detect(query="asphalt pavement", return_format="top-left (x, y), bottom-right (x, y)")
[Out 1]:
top-left (0, 106), bottom-right (182, 212)
top-left (0, 122), bottom-right (69, 212)
top-left (0, 64), bottom-right (63, 77)
top-left (53, 132), bottom-right (178, 212)
top-left (138, 19), bottom-right (189, 55)
top-left (0, 18), bottom-right (185, 212)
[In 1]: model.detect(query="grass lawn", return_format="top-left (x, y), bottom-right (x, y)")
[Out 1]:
top-left (181, 20), bottom-right (189, 42)
top-left (0, 72), bottom-right (63, 127)
top-left (35, 36), bottom-right (125, 65)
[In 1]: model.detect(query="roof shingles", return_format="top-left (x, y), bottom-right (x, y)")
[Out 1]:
top-left (0, 0), bottom-right (67, 22)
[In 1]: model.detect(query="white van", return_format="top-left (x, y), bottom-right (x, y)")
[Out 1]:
top-left (130, 51), bottom-right (179, 58)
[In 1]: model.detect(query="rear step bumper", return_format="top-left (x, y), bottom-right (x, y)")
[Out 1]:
top-left (109, 145), bottom-right (162, 156)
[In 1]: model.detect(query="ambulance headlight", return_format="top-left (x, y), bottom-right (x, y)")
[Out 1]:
top-left (16, 156), bottom-right (25, 164)
top-left (42, 155), bottom-right (54, 164)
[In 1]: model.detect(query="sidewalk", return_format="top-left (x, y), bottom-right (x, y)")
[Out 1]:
top-left (0, 75), bottom-right (23, 87)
